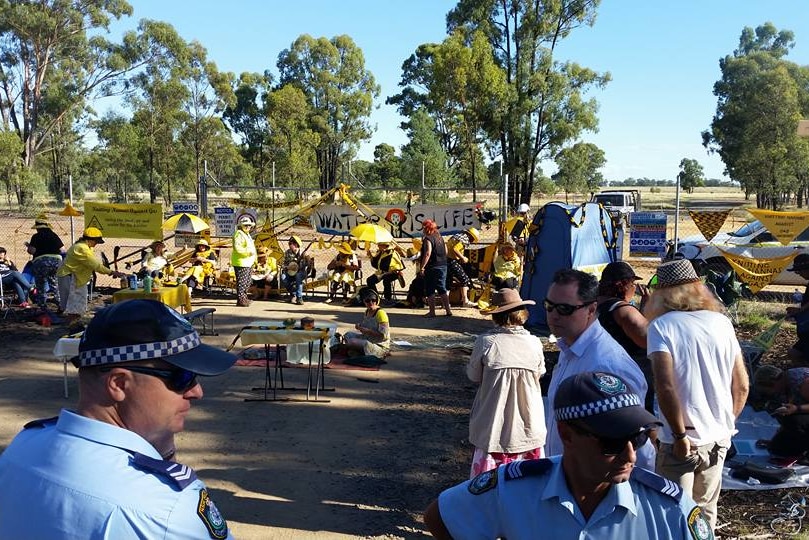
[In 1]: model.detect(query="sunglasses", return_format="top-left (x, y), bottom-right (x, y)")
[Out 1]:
top-left (572, 424), bottom-right (652, 456)
top-left (543, 298), bottom-right (594, 316)
top-left (101, 365), bottom-right (198, 393)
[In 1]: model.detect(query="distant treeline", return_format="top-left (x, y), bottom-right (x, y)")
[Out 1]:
top-left (604, 178), bottom-right (740, 188)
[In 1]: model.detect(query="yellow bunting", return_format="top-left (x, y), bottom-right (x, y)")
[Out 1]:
top-left (688, 210), bottom-right (731, 242)
top-left (752, 318), bottom-right (785, 351)
top-left (747, 208), bottom-right (809, 245)
top-left (718, 249), bottom-right (798, 293)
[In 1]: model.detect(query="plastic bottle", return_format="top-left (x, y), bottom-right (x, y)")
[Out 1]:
top-left (143, 274), bottom-right (153, 293)
top-left (128, 274), bottom-right (138, 290)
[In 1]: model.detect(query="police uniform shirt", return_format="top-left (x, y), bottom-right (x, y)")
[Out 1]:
top-left (438, 457), bottom-right (713, 540)
top-left (0, 409), bottom-right (231, 540)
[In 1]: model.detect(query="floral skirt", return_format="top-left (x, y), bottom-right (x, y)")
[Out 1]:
top-left (470, 446), bottom-right (544, 479)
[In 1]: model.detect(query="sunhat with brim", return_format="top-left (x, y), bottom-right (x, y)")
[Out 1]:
top-left (257, 246), bottom-right (270, 257)
top-left (517, 203), bottom-right (530, 214)
top-left (289, 235), bottom-right (302, 248)
top-left (195, 239), bottom-right (209, 247)
top-left (32, 220), bottom-right (51, 229)
top-left (83, 226), bottom-right (105, 244)
top-left (654, 259), bottom-right (700, 288)
top-left (554, 371), bottom-right (662, 438)
top-left (480, 288), bottom-right (535, 314)
top-left (74, 299), bottom-right (236, 376)
top-left (788, 253), bottom-right (809, 272)
top-left (337, 241), bottom-right (354, 255)
top-left (238, 215), bottom-right (255, 227)
top-left (601, 261), bottom-right (641, 283)
top-left (465, 227), bottom-right (480, 243)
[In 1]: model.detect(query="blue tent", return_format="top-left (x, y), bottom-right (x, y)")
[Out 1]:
top-left (520, 202), bottom-right (620, 334)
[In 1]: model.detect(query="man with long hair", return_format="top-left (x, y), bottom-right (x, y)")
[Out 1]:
top-left (646, 259), bottom-right (749, 531)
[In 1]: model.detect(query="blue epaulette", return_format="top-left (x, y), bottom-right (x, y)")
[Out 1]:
top-left (631, 467), bottom-right (683, 502)
top-left (23, 416), bottom-right (59, 429)
top-left (131, 452), bottom-right (198, 490)
top-left (504, 458), bottom-right (553, 481)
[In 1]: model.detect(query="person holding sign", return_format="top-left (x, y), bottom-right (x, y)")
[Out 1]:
top-left (231, 214), bottom-right (257, 307)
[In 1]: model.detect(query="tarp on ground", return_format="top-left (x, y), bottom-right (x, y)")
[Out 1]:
top-left (520, 202), bottom-right (620, 334)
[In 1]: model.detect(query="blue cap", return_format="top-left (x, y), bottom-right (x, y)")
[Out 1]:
top-left (554, 371), bottom-right (661, 438)
top-left (76, 300), bottom-right (235, 376)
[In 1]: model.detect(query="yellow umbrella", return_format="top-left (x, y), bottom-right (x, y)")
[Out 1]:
top-left (162, 213), bottom-right (210, 233)
top-left (58, 201), bottom-right (82, 217)
top-left (350, 223), bottom-right (393, 244)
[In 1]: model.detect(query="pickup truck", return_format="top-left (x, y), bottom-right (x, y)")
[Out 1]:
top-left (591, 190), bottom-right (641, 216)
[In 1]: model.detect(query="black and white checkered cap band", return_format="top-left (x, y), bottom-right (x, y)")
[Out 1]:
top-left (555, 393), bottom-right (641, 421)
top-left (78, 332), bottom-right (201, 366)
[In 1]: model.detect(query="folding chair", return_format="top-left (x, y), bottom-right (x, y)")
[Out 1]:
top-left (0, 278), bottom-right (17, 319)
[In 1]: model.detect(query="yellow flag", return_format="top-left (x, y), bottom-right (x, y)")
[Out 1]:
top-left (688, 210), bottom-right (731, 242)
top-left (747, 208), bottom-right (809, 245)
top-left (718, 249), bottom-right (797, 293)
top-left (752, 318), bottom-right (785, 351)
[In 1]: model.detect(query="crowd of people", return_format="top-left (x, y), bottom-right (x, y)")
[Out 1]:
top-left (3, 203), bottom-right (792, 538)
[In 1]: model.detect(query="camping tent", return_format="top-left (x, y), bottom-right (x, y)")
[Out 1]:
top-left (520, 202), bottom-right (620, 334)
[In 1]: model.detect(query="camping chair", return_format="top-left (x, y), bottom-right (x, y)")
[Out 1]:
top-left (0, 278), bottom-right (18, 319)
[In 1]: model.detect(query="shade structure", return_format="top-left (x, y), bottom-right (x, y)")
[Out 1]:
top-left (350, 223), bottom-right (393, 244)
top-left (162, 213), bottom-right (210, 233)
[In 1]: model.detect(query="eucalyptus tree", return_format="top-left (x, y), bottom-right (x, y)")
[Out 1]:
top-left (89, 112), bottom-right (142, 201)
top-left (277, 34), bottom-right (379, 192)
top-left (400, 108), bottom-right (456, 196)
top-left (264, 83), bottom-right (318, 189)
top-left (445, 0), bottom-right (610, 208)
top-left (223, 71), bottom-right (273, 183)
top-left (677, 158), bottom-right (706, 194)
top-left (551, 142), bottom-right (605, 199)
top-left (703, 23), bottom-right (809, 209)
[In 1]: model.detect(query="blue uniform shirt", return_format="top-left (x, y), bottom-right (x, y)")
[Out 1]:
top-left (0, 409), bottom-right (232, 539)
top-left (438, 457), bottom-right (713, 540)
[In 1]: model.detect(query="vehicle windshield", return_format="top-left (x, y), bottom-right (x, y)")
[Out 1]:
top-left (594, 195), bottom-right (624, 207)
top-left (729, 221), bottom-right (761, 238)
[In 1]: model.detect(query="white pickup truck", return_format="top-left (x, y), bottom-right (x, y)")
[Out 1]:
top-left (591, 190), bottom-right (641, 216)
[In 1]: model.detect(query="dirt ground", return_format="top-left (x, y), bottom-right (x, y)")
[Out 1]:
top-left (0, 291), bottom-right (496, 539)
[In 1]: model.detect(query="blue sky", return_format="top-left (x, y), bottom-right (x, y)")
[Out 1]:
top-left (104, 1), bottom-right (809, 182)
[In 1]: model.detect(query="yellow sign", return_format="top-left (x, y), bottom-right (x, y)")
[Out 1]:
top-left (746, 208), bottom-right (809, 245)
top-left (84, 203), bottom-right (163, 240)
top-left (718, 249), bottom-right (797, 293)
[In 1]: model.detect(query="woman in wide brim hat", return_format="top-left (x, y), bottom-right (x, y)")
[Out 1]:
top-left (326, 242), bottom-right (360, 303)
top-left (467, 288), bottom-right (546, 478)
top-left (56, 227), bottom-right (124, 325)
top-left (232, 214), bottom-right (258, 307)
top-left (27, 213), bottom-right (66, 308)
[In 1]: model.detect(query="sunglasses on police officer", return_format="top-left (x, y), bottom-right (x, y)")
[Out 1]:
top-left (570, 423), bottom-right (652, 456)
top-left (543, 298), bottom-right (595, 316)
top-left (100, 365), bottom-right (198, 393)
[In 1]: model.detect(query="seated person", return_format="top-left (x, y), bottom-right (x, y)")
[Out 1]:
top-left (0, 246), bottom-right (34, 307)
top-left (753, 365), bottom-right (809, 457)
top-left (326, 242), bottom-right (359, 303)
top-left (248, 247), bottom-right (278, 300)
top-left (446, 228), bottom-right (479, 307)
top-left (343, 288), bottom-right (391, 358)
top-left (366, 241), bottom-right (404, 303)
top-left (405, 261), bottom-right (427, 308)
top-left (281, 235), bottom-right (310, 305)
top-left (138, 240), bottom-right (172, 279)
top-left (178, 239), bottom-right (216, 290)
top-left (491, 240), bottom-right (522, 290)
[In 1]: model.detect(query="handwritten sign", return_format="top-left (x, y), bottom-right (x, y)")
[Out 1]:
top-left (312, 204), bottom-right (479, 237)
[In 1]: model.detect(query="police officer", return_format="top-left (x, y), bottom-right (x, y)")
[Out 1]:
top-left (424, 371), bottom-right (714, 540)
top-left (0, 300), bottom-right (237, 539)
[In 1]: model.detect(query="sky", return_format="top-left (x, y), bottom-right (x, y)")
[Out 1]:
top-left (101, 1), bottom-right (809, 182)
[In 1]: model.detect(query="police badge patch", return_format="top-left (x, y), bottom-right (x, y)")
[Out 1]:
top-left (593, 372), bottom-right (626, 395)
top-left (687, 506), bottom-right (714, 540)
top-left (197, 489), bottom-right (228, 539)
top-left (468, 469), bottom-right (498, 495)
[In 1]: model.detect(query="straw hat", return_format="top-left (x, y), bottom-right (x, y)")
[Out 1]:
top-left (337, 241), bottom-right (354, 255)
top-left (481, 288), bottom-right (535, 314)
top-left (654, 259), bottom-right (700, 288)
